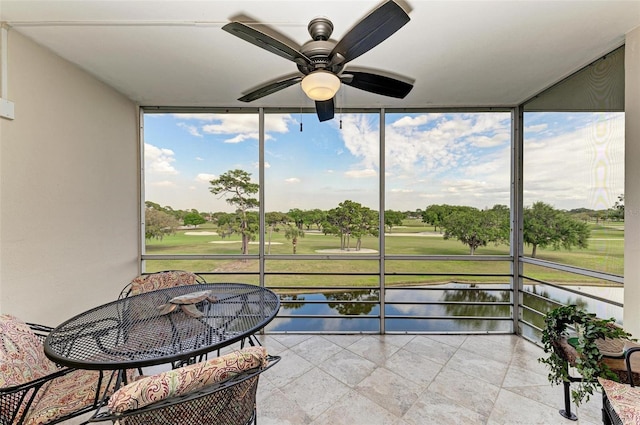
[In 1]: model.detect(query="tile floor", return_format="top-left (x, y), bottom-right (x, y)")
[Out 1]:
top-left (254, 334), bottom-right (603, 425)
top-left (66, 334), bottom-right (605, 425)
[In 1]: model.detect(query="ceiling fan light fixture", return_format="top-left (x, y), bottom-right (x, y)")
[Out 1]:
top-left (301, 70), bottom-right (340, 101)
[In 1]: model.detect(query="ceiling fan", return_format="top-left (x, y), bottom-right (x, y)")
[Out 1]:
top-left (222, 0), bottom-right (414, 122)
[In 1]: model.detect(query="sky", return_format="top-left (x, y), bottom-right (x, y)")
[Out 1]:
top-left (143, 111), bottom-right (624, 214)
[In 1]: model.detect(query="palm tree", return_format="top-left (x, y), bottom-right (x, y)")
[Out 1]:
top-left (284, 225), bottom-right (305, 254)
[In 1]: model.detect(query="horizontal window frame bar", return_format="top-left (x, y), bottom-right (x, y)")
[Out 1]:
top-left (142, 106), bottom-right (513, 115)
top-left (521, 256), bottom-right (623, 283)
top-left (386, 301), bottom-right (512, 306)
top-left (384, 315), bottom-right (511, 321)
top-left (522, 275), bottom-right (624, 308)
top-left (142, 254), bottom-right (514, 261)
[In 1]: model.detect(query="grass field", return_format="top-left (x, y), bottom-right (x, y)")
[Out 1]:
top-left (144, 219), bottom-right (623, 287)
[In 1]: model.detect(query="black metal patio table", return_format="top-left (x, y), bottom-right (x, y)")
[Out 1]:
top-left (44, 283), bottom-right (280, 372)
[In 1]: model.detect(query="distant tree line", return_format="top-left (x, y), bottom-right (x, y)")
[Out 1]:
top-left (145, 169), bottom-right (621, 257)
top-left (422, 202), bottom-right (590, 257)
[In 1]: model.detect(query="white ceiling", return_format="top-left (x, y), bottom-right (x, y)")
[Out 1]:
top-left (2, 0), bottom-right (639, 110)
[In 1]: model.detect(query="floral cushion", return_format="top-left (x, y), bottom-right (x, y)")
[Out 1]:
top-left (599, 377), bottom-right (640, 424)
top-left (129, 271), bottom-right (200, 296)
top-left (0, 315), bottom-right (59, 388)
top-left (1, 315), bottom-right (59, 423)
top-left (108, 346), bottom-right (267, 413)
top-left (25, 369), bottom-right (114, 425)
top-left (1, 315), bottom-right (113, 425)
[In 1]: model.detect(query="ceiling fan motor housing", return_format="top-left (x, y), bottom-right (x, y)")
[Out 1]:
top-left (297, 17), bottom-right (345, 75)
top-left (298, 40), bottom-right (342, 75)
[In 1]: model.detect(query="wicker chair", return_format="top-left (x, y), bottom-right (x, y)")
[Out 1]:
top-left (0, 315), bottom-right (114, 425)
top-left (88, 346), bottom-right (280, 425)
top-left (600, 346), bottom-right (640, 425)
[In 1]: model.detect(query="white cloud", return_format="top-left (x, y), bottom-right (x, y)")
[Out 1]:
top-left (195, 157), bottom-right (204, 161)
top-left (340, 115), bottom-right (379, 170)
top-left (525, 123), bottom-right (548, 133)
top-left (523, 113), bottom-right (624, 210)
top-left (345, 169), bottom-right (377, 178)
top-left (285, 177), bottom-right (301, 183)
top-left (382, 113), bottom-right (512, 180)
top-left (217, 132), bottom-right (258, 144)
top-left (177, 122), bottom-right (203, 137)
top-left (176, 113), bottom-right (294, 139)
top-left (467, 132), bottom-right (510, 148)
top-left (392, 114), bottom-right (442, 128)
top-left (195, 173), bottom-right (216, 183)
top-left (151, 180), bottom-right (177, 187)
top-left (145, 143), bottom-right (178, 175)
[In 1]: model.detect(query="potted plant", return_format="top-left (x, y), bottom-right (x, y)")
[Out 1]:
top-left (538, 304), bottom-right (632, 405)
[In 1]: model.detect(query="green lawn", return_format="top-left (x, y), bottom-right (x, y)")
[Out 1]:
top-left (144, 221), bottom-right (623, 286)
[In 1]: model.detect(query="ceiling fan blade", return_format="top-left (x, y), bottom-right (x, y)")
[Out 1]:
top-left (342, 70), bottom-right (413, 99)
top-left (238, 75), bottom-right (303, 102)
top-left (223, 22), bottom-right (311, 66)
top-left (315, 98), bottom-right (335, 122)
top-left (329, 0), bottom-right (410, 66)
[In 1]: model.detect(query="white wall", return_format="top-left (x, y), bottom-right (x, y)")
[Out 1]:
top-left (624, 26), bottom-right (640, 338)
top-left (0, 30), bottom-right (140, 326)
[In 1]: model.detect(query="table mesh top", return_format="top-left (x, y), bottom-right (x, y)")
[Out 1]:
top-left (44, 283), bottom-right (279, 369)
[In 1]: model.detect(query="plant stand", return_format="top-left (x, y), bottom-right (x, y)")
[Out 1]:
top-left (552, 335), bottom-right (639, 421)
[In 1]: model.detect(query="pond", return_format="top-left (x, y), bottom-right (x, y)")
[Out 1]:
top-left (266, 282), bottom-right (623, 334)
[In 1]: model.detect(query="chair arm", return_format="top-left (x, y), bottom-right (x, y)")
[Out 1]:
top-left (0, 366), bottom-right (79, 393)
top-left (0, 366), bottom-right (78, 425)
top-left (87, 355), bottom-right (281, 423)
top-left (625, 346), bottom-right (640, 387)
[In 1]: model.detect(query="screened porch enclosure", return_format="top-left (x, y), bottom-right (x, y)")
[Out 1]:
top-left (141, 48), bottom-right (624, 339)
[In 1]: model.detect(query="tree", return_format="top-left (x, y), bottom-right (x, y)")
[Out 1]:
top-left (323, 200), bottom-right (378, 251)
top-left (209, 169), bottom-right (259, 255)
top-left (523, 201), bottom-right (590, 258)
top-left (614, 194), bottom-right (624, 220)
top-left (421, 204), bottom-right (458, 232)
top-left (144, 207), bottom-right (179, 240)
top-left (284, 225), bottom-right (305, 254)
top-left (384, 210), bottom-right (405, 231)
top-left (441, 205), bottom-right (509, 254)
top-left (183, 212), bottom-right (206, 227)
top-left (287, 208), bottom-right (305, 229)
top-left (302, 209), bottom-right (326, 230)
top-left (353, 206), bottom-right (379, 250)
top-left (265, 211), bottom-right (290, 254)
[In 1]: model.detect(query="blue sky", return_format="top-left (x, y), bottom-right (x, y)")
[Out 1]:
top-left (143, 111), bottom-right (624, 213)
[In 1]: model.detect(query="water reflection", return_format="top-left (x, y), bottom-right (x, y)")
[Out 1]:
top-left (325, 289), bottom-right (378, 315)
top-left (522, 283), bottom-right (623, 323)
top-left (271, 282), bottom-right (622, 333)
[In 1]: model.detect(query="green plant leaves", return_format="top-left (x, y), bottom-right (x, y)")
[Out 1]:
top-left (538, 304), bottom-right (631, 405)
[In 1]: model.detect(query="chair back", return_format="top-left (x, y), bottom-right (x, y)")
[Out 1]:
top-left (92, 347), bottom-right (279, 425)
top-left (0, 315), bottom-right (58, 424)
top-left (119, 270), bottom-right (204, 299)
top-left (0, 315), bottom-right (58, 386)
